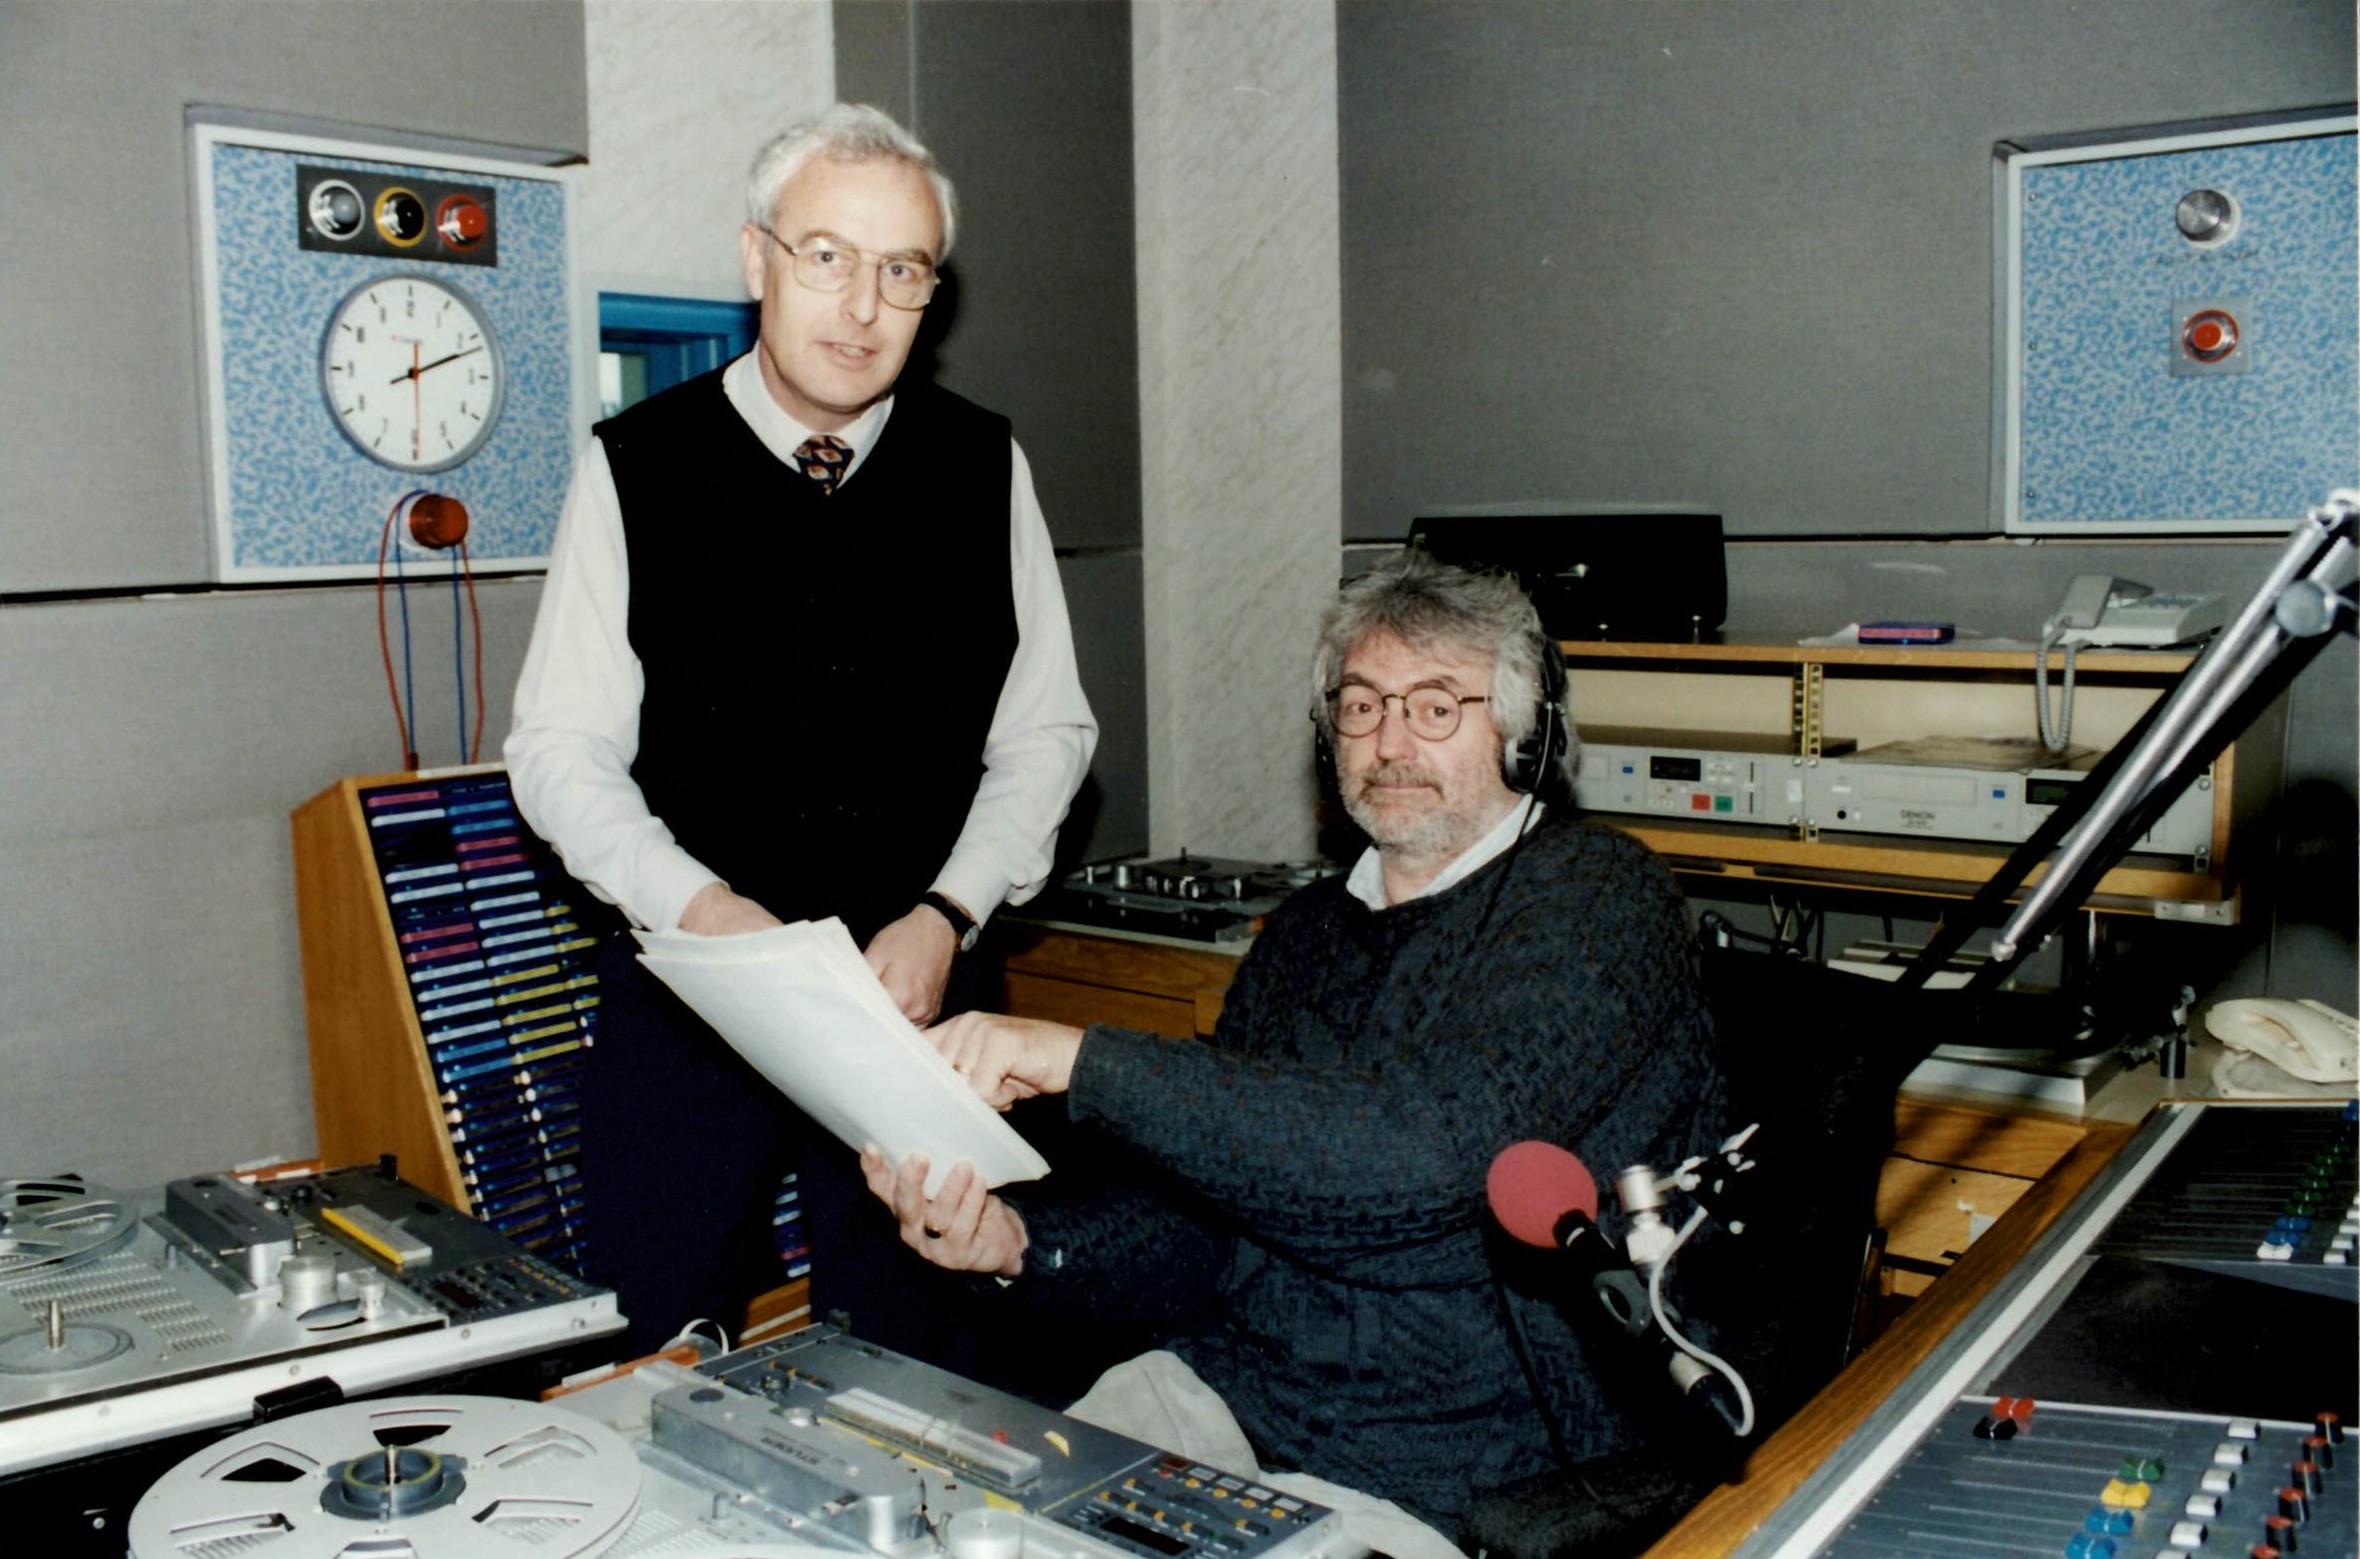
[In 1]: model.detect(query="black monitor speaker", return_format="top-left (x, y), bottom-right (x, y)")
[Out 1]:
top-left (1407, 511), bottom-right (1727, 642)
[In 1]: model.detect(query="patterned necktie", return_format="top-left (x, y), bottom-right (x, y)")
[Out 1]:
top-left (793, 433), bottom-right (852, 496)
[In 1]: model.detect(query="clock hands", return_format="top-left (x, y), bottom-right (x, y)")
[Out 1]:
top-left (386, 342), bottom-right (486, 386)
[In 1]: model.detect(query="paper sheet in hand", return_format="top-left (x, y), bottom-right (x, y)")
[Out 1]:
top-left (633, 918), bottom-right (1049, 1196)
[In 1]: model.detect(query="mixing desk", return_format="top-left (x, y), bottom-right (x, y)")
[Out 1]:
top-left (1725, 1100), bottom-right (2356, 1559)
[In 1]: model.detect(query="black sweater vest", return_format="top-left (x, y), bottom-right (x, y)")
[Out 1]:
top-left (597, 371), bottom-right (1017, 941)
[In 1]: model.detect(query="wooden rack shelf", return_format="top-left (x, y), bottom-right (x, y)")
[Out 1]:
top-left (1559, 636), bottom-right (2276, 918)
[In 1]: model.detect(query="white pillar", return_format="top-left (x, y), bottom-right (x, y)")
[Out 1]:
top-left (1134, 0), bottom-right (1343, 860)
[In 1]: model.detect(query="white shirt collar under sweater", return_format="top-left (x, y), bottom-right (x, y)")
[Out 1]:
top-left (1344, 797), bottom-right (1547, 911)
top-left (721, 351), bottom-right (892, 484)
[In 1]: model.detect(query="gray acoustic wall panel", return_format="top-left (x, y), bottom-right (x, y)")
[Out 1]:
top-left (1335, 0), bottom-right (2354, 539)
top-left (838, 0), bottom-right (1145, 864)
top-left (0, 580), bottom-right (542, 1185)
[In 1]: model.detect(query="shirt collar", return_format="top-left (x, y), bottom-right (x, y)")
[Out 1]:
top-left (722, 351), bottom-right (892, 482)
top-left (1344, 797), bottom-right (1546, 911)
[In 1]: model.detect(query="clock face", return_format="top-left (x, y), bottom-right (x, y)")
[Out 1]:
top-left (320, 274), bottom-right (506, 473)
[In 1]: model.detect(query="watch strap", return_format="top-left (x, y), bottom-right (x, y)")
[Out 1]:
top-left (920, 891), bottom-right (980, 952)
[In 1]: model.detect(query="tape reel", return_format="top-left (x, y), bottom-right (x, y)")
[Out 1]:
top-left (0, 1177), bottom-right (137, 1278)
top-left (129, 1395), bottom-right (643, 1559)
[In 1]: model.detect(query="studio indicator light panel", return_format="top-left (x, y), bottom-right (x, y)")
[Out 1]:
top-left (1997, 113), bottom-right (2356, 535)
top-left (191, 116), bottom-right (593, 581)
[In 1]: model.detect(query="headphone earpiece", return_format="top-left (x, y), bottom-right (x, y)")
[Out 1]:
top-left (1501, 646), bottom-right (1569, 796)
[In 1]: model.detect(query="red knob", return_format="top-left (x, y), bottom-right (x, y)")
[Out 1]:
top-left (437, 195), bottom-right (489, 248)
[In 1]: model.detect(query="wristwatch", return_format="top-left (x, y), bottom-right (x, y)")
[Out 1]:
top-left (920, 891), bottom-right (980, 953)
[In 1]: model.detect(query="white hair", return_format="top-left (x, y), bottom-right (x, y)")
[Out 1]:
top-left (744, 103), bottom-right (958, 258)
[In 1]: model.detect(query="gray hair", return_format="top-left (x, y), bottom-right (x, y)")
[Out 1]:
top-left (1311, 550), bottom-right (1576, 787)
top-left (745, 103), bottom-right (958, 258)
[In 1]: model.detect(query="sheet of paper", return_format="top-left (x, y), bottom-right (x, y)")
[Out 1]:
top-left (633, 918), bottom-right (1049, 1196)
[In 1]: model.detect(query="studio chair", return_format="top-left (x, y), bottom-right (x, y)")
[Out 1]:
top-left (1460, 916), bottom-right (1939, 1559)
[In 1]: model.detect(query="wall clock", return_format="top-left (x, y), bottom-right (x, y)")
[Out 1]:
top-left (321, 274), bottom-right (507, 473)
top-left (191, 114), bottom-right (592, 581)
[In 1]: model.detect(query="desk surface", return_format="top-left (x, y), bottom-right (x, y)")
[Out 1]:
top-left (1643, 1117), bottom-right (2139, 1559)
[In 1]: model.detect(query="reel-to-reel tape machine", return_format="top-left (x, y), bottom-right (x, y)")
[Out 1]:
top-left (0, 1160), bottom-right (622, 1549)
top-left (121, 1326), bottom-right (1361, 1559)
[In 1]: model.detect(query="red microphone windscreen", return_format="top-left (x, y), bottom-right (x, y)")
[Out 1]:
top-left (1487, 1140), bottom-right (1598, 1248)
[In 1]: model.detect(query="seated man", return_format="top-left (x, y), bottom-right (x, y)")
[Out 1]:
top-left (862, 552), bottom-right (1726, 1552)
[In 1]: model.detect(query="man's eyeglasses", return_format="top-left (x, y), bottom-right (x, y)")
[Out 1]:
top-left (1327, 684), bottom-right (1491, 741)
top-left (759, 227), bottom-right (939, 311)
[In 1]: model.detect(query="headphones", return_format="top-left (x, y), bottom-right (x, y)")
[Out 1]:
top-left (1502, 639), bottom-right (1570, 796)
top-left (1313, 635), bottom-right (1570, 797)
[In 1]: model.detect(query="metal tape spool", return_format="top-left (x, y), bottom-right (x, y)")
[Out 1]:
top-left (129, 1394), bottom-right (642, 1559)
top-left (0, 1177), bottom-right (137, 1277)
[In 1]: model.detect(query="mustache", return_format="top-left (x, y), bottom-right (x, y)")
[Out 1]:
top-left (1356, 761), bottom-right (1440, 795)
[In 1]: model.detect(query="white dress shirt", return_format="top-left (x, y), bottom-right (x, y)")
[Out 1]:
top-left (506, 352), bottom-right (1098, 933)
top-left (1344, 797), bottom-right (1547, 910)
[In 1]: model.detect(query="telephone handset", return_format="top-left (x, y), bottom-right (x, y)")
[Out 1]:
top-left (2044, 574), bottom-right (2228, 648)
top-left (2205, 997), bottom-right (2359, 1086)
top-left (2036, 575), bottom-right (2227, 749)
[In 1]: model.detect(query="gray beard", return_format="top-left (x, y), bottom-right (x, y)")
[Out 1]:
top-left (1342, 765), bottom-right (1492, 873)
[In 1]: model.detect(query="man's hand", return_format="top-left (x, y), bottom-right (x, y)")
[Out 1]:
top-left (677, 882), bottom-right (783, 936)
top-left (859, 1145), bottom-right (1027, 1276)
top-left (927, 1012), bottom-right (1083, 1110)
top-left (865, 906), bottom-right (960, 1025)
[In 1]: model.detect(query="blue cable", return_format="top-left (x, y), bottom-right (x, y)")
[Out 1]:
top-left (395, 535), bottom-right (417, 764)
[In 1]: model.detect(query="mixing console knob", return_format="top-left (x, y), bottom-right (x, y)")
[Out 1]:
top-left (2275, 1487), bottom-right (2309, 1522)
top-left (2290, 1459), bottom-right (2321, 1496)
top-left (2300, 1434), bottom-right (2330, 1470)
top-left (2264, 1515), bottom-right (2298, 1553)
top-left (2314, 1412), bottom-right (2343, 1445)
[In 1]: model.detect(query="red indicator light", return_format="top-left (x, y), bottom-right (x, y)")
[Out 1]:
top-left (437, 194), bottom-right (489, 249)
top-left (2183, 308), bottom-right (2240, 363)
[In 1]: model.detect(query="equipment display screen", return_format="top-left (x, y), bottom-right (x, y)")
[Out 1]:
top-left (1650, 755), bottom-right (1704, 782)
top-left (2025, 776), bottom-right (2078, 808)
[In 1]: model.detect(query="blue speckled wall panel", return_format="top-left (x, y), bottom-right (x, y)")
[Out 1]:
top-left (202, 137), bottom-right (581, 578)
top-left (2013, 127), bottom-right (2357, 531)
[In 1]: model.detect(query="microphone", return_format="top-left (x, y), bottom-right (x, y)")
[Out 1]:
top-left (1487, 1139), bottom-right (1598, 1247)
top-left (1488, 1140), bottom-right (1748, 1436)
top-left (1487, 1140), bottom-right (1649, 1333)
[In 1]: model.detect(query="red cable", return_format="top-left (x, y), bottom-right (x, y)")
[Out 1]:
top-left (376, 497), bottom-right (417, 770)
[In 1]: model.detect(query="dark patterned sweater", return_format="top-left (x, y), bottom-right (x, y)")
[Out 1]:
top-left (1002, 814), bottom-right (1724, 1525)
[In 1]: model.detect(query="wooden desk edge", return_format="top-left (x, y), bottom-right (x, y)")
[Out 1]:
top-left (1642, 1116), bottom-right (2139, 1559)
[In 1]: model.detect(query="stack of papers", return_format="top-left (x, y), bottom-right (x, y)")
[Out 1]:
top-left (634, 918), bottom-right (1050, 1196)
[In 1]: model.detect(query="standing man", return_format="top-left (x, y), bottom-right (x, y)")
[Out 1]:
top-left (508, 104), bottom-right (1096, 1363)
top-left (863, 552), bottom-right (1725, 1548)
